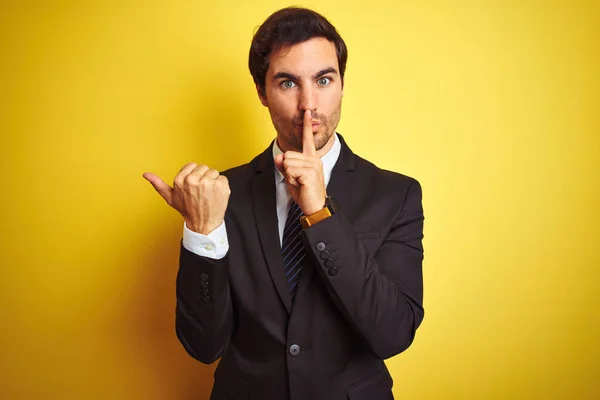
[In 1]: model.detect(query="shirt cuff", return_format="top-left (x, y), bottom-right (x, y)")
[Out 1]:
top-left (182, 221), bottom-right (229, 260)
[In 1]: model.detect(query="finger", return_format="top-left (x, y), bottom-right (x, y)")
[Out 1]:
top-left (203, 168), bottom-right (220, 180)
top-left (302, 109), bottom-right (317, 157)
top-left (282, 158), bottom-right (314, 170)
top-left (175, 162), bottom-right (200, 187)
top-left (191, 164), bottom-right (210, 176)
top-left (216, 174), bottom-right (229, 185)
top-left (282, 164), bottom-right (310, 187)
top-left (143, 172), bottom-right (174, 205)
top-left (281, 151), bottom-right (318, 166)
top-left (180, 164), bottom-right (209, 187)
top-left (274, 153), bottom-right (285, 174)
top-left (284, 163), bottom-right (322, 187)
top-left (216, 175), bottom-right (231, 194)
top-left (179, 162), bottom-right (197, 174)
top-left (281, 150), bottom-right (304, 160)
top-left (284, 173), bottom-right (300, 187)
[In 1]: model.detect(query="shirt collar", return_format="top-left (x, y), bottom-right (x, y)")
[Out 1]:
top-left (272, 133), bottom-right (341, 186)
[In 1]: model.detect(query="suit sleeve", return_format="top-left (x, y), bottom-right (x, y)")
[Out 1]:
top-left (175, 243), bottom-right (234, 364)
top-left (301, 178), bottom-right (424, 360)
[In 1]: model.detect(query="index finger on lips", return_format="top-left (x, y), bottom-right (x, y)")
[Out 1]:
top-left (302, 109), bottom-right (317, 157)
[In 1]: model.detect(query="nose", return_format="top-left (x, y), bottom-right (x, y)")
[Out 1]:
top-left (298, 85), bottom-right (316, 113)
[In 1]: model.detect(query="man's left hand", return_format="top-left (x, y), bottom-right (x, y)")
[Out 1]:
top-left (274, 110), bottom-right (326, 215)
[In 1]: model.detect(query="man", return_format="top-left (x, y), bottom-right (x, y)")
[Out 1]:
top-left (143, 7), bottom-right (424, 400)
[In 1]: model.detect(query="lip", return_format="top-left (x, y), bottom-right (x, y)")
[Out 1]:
top-left (296, 123), bottom-right (320, 133)
top-left (296, 122), bottom-right (321, 128)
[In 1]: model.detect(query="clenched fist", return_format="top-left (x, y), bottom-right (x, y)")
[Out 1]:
top-left (143, 163), bottom-right (230, 235)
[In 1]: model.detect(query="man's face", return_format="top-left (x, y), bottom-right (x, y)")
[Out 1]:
top-left (258, 37), bottom-right (343, 155)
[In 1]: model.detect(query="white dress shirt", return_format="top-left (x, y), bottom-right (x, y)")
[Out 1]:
top-left (182, 133), bottom-right (342, 259)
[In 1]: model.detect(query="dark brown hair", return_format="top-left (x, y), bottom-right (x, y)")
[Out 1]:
top-left (248, 7), bottom-right (348, 95)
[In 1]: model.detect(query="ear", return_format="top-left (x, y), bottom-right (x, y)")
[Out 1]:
top-left (256, 84), bottom-right (269, 107)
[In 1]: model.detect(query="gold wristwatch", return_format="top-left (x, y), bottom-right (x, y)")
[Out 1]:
top-left (300, 196), bottom-right (337, 228)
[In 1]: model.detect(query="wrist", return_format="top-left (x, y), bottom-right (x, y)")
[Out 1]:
top-left (186, 220), bottom-right (222, 235)
top-left (303, 205), bottom-right (324, 215)
top-left (302, 195), bottom-right (327, 215)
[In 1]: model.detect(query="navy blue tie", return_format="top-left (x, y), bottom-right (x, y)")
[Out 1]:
top-left (281, 202), bottom-right (305, 300)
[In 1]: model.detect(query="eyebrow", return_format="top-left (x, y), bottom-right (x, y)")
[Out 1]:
top-left (272, 67), bottom-right (339, 82)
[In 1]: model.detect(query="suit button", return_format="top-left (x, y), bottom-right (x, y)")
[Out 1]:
top-left (316, 242), bottom-right (326, 251)
top-left (328, 267), bottom-right (339, 276)
top-left (202, 296), bottom-right (211, 303)
top-left (289, 344), bottom-right (301, 356)
top-left (200, 273), bottom-right (209, 281)
top-left (324, 259), bottom-right (334, 268)
top-left (201, 281), bottom-right (210, 289)
top-left (320, 250), bottom-right (330, 260)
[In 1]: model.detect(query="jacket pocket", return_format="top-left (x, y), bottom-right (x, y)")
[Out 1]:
top-left (212, 369), bottom-right (248, 400)
top-left (346, 369), bottom-right (394, 400)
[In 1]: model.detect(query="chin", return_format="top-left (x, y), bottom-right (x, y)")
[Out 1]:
top-left (315, 131), bottom-right (334, 150)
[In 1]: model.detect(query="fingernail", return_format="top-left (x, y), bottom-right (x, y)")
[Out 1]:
top-left (306, 110), bottom-right (311, 118)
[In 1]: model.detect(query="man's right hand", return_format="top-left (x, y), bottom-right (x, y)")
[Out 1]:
top-left (143, 163), bottom-right (231, 235)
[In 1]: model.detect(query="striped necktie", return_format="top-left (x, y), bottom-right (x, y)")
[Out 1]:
top-left (281, 201), bottom-right (305, 300)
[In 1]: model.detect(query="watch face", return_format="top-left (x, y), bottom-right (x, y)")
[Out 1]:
top-left (325, 196), bottom-right (338, 213)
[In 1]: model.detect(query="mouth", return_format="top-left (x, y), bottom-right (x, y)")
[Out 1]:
top-left (296, 122), bottom-right (321, 132)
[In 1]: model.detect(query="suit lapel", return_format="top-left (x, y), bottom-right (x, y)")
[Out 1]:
top-left (249, 134), bottom-right (356, 315)
top-left (324, 133), bottom-right (357, 210)
top-left (250, 143), bottom-right (293, 314)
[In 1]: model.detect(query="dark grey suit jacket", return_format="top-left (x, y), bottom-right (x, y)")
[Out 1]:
top-left (175, 134), bottom-right (424, 400)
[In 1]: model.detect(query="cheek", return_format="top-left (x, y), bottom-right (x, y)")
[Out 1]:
top-left (322, 92), bottom-right (342, 116)
top-left (270, 96), bottom-right (296, 120)
top-left (322, 86), bottom-right (341, 103)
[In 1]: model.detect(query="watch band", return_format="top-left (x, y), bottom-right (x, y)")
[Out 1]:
top-left (299, 196), bottom-right (337, 228)
top-left (300, 206), bottom-right (332, 228)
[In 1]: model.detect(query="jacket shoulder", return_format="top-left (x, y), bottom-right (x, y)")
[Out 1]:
top-left (221, 162), bottom-right (251, 181)
top-left (353, 154), bottom-right (421, 191)
top-left (218, 150), bottom-right (266, 190)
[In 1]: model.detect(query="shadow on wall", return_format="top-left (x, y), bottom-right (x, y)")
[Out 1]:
top-left (122, 72), bottom-right (264, 399)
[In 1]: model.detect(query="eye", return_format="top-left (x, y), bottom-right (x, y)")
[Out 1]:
top-left (317, 77), bottom-right (331, 86)
top-left (281, 80), bottom-right (296, 89)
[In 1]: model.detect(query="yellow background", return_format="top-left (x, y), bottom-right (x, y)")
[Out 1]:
top-left (1, 1), bottom-right (598, 399)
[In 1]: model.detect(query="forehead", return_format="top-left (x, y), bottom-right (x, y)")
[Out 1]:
top-left (267, 37), bottom-right (339, 76)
